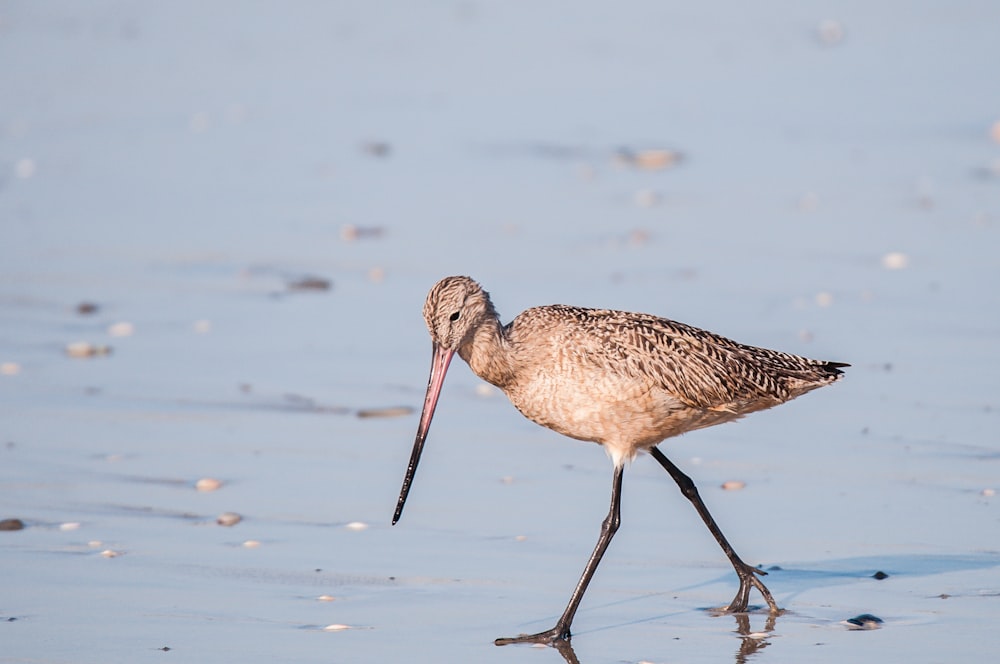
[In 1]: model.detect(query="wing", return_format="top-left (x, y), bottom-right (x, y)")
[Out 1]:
top-left (553, 307), bottom-right (841, 411)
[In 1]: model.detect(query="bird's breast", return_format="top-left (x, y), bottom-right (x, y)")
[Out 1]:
top-left (503, 366), bottom-right (692, 448)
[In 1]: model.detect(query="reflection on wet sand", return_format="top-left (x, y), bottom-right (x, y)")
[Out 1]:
top-left (551, 638), bottom-right (581, 664)
top-left (733, 611), bottom-right (779, 663)
top-left (544, 611), bottom-right (780, 664)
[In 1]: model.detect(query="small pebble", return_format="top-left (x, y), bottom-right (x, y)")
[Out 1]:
top-left (242, 540), bottom-right (261, 548)
top-left (618, 148), bottom-right (682, 171)
top-left (76, 302), bottom-right (100, 315)
top-left (317, 595), bottom-right (336, 602)
top-left (990, 120), bottom-right (1000, 144)
top-left (356, 406), bottom-right (412, 419)
top-left (872, 570), bottom-right (889, 580)
top-left (65, 341), bottom-right (112, 358)
top-left (815, 291), bottom-right (834, 307)
top-left (193, 319), bottom-right (212, 334)
top-left (107, 321), bottom-right (134, 337)
top-left (628, 229), bottom-right (651, 245)
top-left (100, 549), bottom-right (123, 558)
top-left (216, 512), bottom-right (242, 527)
top-left (287, 276), bottom-right (332, 292)
top-left (195, 477), bottom-right (223, 492)
top-left (368, 267), bottom-right (385, 283)
top-left (0, 518), bottom-right (25, 531)
top-left (500, 476), bottom-right (515, 485)
top-left (881, 252), bottom-right (909, 270)
top-left (340, 224), bottom-right (385, 241)
top-left (1, 362), bottom-right (20, 376)
top-left (721, 480), bottom-right (746, 491)
top-left (475, 384), bottom-right (496, 397)
top-left (361, 141), bottom-right (391, 157)
top-left (845, 614), bottom-right (883, 630)
top-left (323, 624), bottom-right (352, 632)
top-left (515, 535), bottom-right (528, 542)
top-left (817, 19), bottom-right (846, 46)
top-left (340, 224), bottom-right (360, 241)
top-left (344, 521), bottom-right (368, 531)
top-left (980, 488), bottom-right (995, 497)
top-left (88, 540), bottom-right (103, 548)
top-left (59, 522), bottom-right (81, 531)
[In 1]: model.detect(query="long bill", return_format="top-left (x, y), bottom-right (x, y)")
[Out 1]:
top-left (392, 342), bottom-right (455, 525)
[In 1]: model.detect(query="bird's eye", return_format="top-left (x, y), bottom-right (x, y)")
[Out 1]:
top-left (449, 311), bottom-right (461, 322)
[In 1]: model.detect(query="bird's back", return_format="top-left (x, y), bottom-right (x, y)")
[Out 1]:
top-left (498, 304), bottom-right (845, 459)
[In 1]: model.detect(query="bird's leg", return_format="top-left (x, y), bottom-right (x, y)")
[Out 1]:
top-left (649, 446), bottom-right (780, 614)
top-left (495, 464), bottom-right (624, 647)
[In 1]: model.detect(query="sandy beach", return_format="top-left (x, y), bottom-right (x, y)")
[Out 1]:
top-left (2, 1), bottom-right (999, 662)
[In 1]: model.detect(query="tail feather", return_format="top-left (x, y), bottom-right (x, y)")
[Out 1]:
top-left (822, 361), bottom-right (850, 377)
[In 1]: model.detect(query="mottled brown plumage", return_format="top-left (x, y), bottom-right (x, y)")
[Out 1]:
top-left (395, 275), bottom-right (848, 647)
top-left (422, 275), bottom-right (844, 465)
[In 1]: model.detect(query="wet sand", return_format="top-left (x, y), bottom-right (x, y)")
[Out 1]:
top-left (3, 1), bottom-right (999, 662)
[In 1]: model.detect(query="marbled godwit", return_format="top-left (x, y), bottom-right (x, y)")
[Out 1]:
top-left (393, 276), bottom-right (847, 646)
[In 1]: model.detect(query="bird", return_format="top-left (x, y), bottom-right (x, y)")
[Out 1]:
top-left (392, 276), bottom-right (847, 646)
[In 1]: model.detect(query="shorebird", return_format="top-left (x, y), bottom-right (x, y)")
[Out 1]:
top-left (393, 276), bottom-right (847, 646)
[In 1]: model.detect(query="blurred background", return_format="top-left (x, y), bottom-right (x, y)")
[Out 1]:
top-left (2, 2), bottom-right (999, 662)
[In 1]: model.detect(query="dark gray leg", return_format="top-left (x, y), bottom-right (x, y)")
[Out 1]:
top-left (495, 464), bottom-right (625, 646)
top-left (649, 446), bottom-right (779, 613)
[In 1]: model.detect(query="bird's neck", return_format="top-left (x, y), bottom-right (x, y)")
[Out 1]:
top-left (458, 316), bottom-right (516, 389)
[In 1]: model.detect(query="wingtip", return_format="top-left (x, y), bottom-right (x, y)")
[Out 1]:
top-left (826, 361), bottom-right (850, 379)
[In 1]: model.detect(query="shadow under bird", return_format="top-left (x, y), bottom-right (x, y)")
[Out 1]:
top-left (393, 276), bottom-right (847, 646)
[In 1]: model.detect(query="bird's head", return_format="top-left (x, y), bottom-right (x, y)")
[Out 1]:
top-left (422, 275), bottom-right (497, 353)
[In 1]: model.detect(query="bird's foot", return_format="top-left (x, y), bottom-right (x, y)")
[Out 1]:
top-left (495, 624), bottom-right (571, 647)
top-left (724, 563), bottom-right (781, 614)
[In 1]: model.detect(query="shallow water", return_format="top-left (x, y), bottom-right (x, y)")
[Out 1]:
top-left (2, 1), bottom-right (999, 662)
